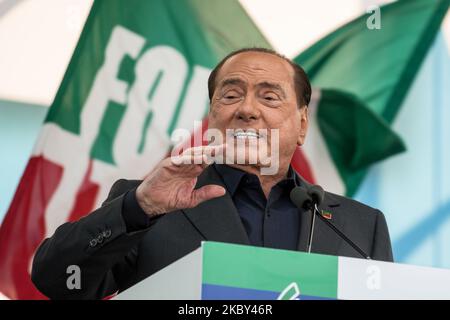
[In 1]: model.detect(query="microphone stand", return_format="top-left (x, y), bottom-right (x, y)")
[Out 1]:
top-left (306, 203), bottom-right (318, 254)
top-left (308, 202), bottom-right (371, 260)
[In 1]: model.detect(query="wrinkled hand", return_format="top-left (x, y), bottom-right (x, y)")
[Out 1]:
top-left (136, 145), bottom-right (226, 217)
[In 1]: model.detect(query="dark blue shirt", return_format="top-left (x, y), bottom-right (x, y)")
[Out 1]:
top-left (122, 165), bottom-right (301, 251)
top-left (214, 164), bottom-right (300, 251)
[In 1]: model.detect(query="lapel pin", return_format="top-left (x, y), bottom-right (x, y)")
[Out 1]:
top-left (321, 210), bottom-right (332, 220)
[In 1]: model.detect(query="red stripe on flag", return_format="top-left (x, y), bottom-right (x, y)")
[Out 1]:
top-left (291, 147), bottom-right (316, 184)
top-left (68, 160), bottom-right (99, 222)
top-left (0, 156), bottom-right (63, 300)
top-left (0, 157), bottom-right (101, 299)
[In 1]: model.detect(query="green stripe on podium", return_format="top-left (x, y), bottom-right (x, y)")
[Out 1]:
top-left (202, 242), bottom-right (338, 299)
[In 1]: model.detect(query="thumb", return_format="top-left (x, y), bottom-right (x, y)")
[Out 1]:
top-left (190, 185), bottom-right (226, 207)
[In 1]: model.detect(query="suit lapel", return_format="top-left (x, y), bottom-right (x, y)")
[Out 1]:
top-left (182, 165), bottom-right (250, 246)
top-left (297, 206), bottom-right (312, 251)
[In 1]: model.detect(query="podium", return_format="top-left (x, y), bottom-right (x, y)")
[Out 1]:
top-left (114, 241), bottom-right (450, 300)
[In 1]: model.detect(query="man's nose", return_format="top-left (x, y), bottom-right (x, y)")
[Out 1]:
top-left (234, 95), bottom-right (260, 122)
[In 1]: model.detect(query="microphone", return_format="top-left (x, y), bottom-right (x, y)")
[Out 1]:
top-left (290, 184), bottom-right (370, 259)
top-left (290, 186), bottom-right (314, 209)
top-left (289, 185), bottom-right (324, 209)
top-left (307, 185), bottom-right (324, 207)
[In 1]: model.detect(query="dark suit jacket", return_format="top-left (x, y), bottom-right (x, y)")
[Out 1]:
top-left (31, 165), bottom-right (393, 299)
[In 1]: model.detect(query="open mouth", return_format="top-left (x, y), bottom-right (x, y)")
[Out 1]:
top-left (232, 129), bottom-right (263, 140)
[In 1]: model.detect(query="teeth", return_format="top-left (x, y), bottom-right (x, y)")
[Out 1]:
top-left (233, 131), bottom-right (260, 139)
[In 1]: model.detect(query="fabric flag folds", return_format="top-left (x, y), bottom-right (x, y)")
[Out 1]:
top-left (294, 0), bottom-right (449, 195)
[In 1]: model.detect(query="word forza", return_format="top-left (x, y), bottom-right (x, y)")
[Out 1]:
top-left (177, 304), bottom-right (273, 317)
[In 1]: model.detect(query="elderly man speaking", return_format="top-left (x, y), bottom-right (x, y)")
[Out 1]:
top-left (31, 48), bottom-right (393, 300)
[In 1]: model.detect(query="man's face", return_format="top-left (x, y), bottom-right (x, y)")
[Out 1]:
top-left (208, 51), bottom-right (308, 173)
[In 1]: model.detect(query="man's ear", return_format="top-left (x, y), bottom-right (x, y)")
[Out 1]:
top-left (297, 106), bottom-right (309, 146)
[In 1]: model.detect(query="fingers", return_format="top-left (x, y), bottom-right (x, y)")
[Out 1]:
top-left (171, 154), bottom-right (203, 166)
top-left (171, 144), bottom-right (226, 166)
top-left (190, 184), bottom-right (226, 207)
top-left (182, 144), bottom-right (225, 158)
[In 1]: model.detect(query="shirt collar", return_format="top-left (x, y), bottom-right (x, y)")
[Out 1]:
top-left (213, 163), bottom-right (300, 196)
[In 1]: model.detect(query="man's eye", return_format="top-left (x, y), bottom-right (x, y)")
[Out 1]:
top-left (222, 91), bottom-right (241, 100)
top-left (264, 95), bottom-right (278, 101)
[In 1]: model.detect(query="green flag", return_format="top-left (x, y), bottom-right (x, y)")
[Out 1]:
top-left (295, 0), bottom-right (449, 195)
